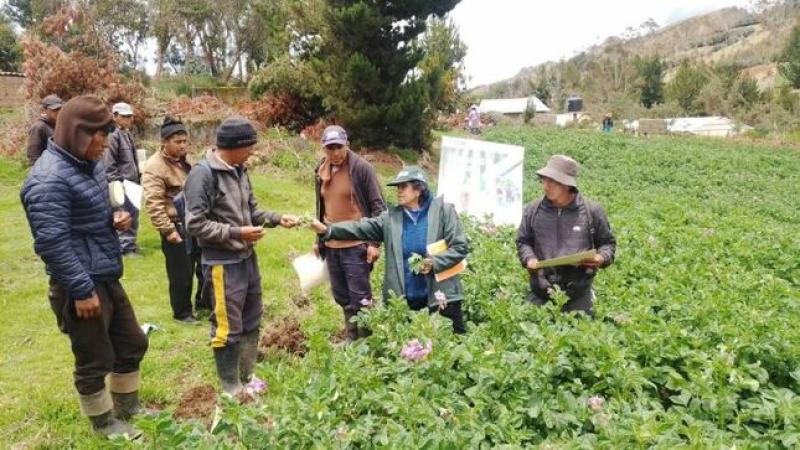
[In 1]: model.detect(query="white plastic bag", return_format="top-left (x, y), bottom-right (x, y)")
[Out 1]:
top-left (292, 253), bottom-right (329, 292)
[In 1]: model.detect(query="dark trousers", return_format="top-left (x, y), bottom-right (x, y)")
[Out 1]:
top-left (51, 279), bottom-right (148, 395)
top-left (527, 289), bottom-right (595, 316)
top-left (161, 232), bottom-right (208, 319)
top-left (118, 197), bottom-right (139, 254)
top-left (326, 245), bottom-right (373, 314)
top-left (204, 253), bottom-right (262, 348)
top-left (408, 297), bottom-right (467, 334)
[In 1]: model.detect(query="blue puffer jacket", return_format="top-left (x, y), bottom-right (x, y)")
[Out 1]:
top-left (21, 140), bottom-right (123, 301)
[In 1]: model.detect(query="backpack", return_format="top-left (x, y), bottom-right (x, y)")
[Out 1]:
top-left (173, 160), bottom-right (218, 254)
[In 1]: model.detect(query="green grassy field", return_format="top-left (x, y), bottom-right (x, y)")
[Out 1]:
top-left (0, 126), bottom-right (798, 448)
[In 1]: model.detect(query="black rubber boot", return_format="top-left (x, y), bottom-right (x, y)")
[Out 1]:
top-left (112, 391), bottom-right (159, 421)
top-left (343, 309), bottom-right (359, 342)
top-left (89, 410), bottom-right (141, 439)
top-left (239, 330), bottom-right (260, 384)
top-left (213, 343), bottom-right (243, 396)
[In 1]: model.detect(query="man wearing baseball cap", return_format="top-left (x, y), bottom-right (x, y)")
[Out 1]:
top-left (26, 94), bottom-right (63, 166)
top-left (313, 125), bottom-right (385, 342)
top-left (516, 155), bottom-right (616, 315)
top-left (184, 116), bottom-right (298, 397)
top-left (104, 102), bottom-right (142, 255)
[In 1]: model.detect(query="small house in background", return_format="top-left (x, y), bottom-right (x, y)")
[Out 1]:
top-left (478, 96), bottom-right (550, 120)
top-left (623, 116), bottom-right (750, 137)
top-left (0, 72), bottom-right (25, 108)
top-left (566, 96), bottom-right (583, 113)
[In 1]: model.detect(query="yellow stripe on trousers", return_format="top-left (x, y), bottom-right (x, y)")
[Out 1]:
top-left (211, 265), bottom-right (230, 348)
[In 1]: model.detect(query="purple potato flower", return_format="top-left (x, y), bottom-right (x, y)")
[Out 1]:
top-left (400, 339), bottom-right (433, 362)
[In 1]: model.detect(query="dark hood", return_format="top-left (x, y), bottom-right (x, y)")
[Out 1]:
top-left (53, 95), bottom-right (113, 160)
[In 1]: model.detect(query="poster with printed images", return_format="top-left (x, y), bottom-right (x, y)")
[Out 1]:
top-left (437, 136), bottom-right (524, 226)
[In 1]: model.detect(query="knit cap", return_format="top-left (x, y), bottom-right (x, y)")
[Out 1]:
top-left (216, 116), bottom-right (257, 149)
top-left (161, 116), bottom-right (187, 140)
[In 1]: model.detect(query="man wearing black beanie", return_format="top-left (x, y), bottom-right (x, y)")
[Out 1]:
top-left (184, 116), bottom-right (298, 397)
top-left (21, 95), bottom-right (149, 438)
top-left (142, 116), bottom-right (209, 324)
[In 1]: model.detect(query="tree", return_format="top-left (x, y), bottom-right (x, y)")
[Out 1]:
top-left (312, 0), bottom-right (461, 150)
top-left (418, 17), bottom-right (467, 115)
top-left (89, 0), bottom-right (150, 71)
top-left (0, 13), bottom-right (22, 71)
top-left (667, 60), bottom-right (708, 115)
top-left (3, 0), bottom-right (66, 29)
top-left (777, 22), bottom-right (800, 88)
top-left (634, 55), bottom-right (664, 108)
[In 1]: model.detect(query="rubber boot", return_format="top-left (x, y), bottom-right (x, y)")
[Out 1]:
top-left (213, 343), bottom-right (243, 396)
top-left (80, 390), bottom-right (139, 439)
top-left (343, 309), bottom-right (359, 343)
top-left (239, 330), bottom-right (260, 384)
top-left (89, 410), bottom-right (141, 438)
top-left (112, 391), bottom-right (159, 421)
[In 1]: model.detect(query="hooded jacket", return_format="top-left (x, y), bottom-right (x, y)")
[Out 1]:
top-left (21, 96), bottom-right (120, 301)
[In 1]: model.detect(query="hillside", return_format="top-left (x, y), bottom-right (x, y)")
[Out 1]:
top-left (473, 1), bottom-right (800, 101)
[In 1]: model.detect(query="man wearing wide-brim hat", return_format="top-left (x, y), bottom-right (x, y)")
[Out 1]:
top-left (515, 154), bottom-right (616, 315)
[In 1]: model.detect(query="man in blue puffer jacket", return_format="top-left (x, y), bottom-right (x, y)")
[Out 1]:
top-left (21, 95), bottom-right (149, 438)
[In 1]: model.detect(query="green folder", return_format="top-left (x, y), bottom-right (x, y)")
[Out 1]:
top-left (535, 250), bottom-right (597, 269)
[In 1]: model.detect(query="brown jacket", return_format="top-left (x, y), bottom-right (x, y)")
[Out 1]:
top-left (26, 116), bottom-right (55, 166)
top-left (143, 150), bottom-right (193, 236)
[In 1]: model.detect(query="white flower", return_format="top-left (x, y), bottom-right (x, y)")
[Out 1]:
top-left (434, 290), bottom-right (447, 310)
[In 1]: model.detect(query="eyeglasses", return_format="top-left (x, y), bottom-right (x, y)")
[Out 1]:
top-left (324, 144), bottom-right (344, 151)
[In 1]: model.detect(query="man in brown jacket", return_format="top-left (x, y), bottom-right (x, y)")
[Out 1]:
top-left (26, 94), bottom-right (63, 166)
top-left (313, 125), bottom-right (386, 341)
top-left (142, 116), bottom-right (208, 324)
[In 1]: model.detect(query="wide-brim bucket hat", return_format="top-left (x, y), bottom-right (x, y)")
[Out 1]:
top-left (536, 154), bottom-right (579, 187)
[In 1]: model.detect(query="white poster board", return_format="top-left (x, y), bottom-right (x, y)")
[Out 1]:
top-left (437, 136), bottom-right (524, 226)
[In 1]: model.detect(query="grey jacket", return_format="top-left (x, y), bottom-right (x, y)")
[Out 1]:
top-left (103, 128), bottom-right (140, 182)
top-left (184, 149), bottom-right (282, 262)
top-left (26, 117), bottom-right (55, 166)
top-left (325, 196), bottom-right (468, 308)
top-left (516, 193), bottom-right (616, 299)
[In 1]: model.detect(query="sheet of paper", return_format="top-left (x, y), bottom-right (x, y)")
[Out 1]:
top-left (122, 180), bottom-right (143, 210)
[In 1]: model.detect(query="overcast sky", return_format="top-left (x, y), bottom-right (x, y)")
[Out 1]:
top-left (450, 0), bottom-right (754, 87)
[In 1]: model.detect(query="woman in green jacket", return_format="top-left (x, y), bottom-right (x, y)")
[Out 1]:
top-left (311, 166), bottom-right (468, 333)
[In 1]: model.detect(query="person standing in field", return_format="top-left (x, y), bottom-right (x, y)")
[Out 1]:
top-left (142, 116), bottom-right (209, 324)
top-left (184, 116), bottom-right (298, 397)
top-left (311, 166), bottom-right (469, 334)
top-left (21, 95), bottom-right (150, 438)
top-left (103, 102), bottom-right (141, 255)
top-left (26, 94), bottom-right (63, 166)
top-left (467, 105), bottom-right (480, 135)
top-left (516, 155), bottom-right (616, 316)
top-left (313, 125), bottom-right (386, 342)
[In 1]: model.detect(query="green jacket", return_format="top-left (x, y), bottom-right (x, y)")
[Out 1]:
top-left (325, 196), bottom-right (468, 308)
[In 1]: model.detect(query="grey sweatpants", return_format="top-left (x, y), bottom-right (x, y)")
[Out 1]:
top-left (203, 253), bottom-right (263, 348)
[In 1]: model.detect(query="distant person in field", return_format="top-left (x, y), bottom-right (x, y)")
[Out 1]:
top-left (516, 155), bottom-right (616, 316)
top-left (103, 102), bottom-right (141, 255)
top-left (184, 116), bottom-right (298, 398)
top-left (311, 166), bottom-right (469, 334)
top-left (467, 105), bottom-right (480, 134)
top-left (20, 95), bottom-right (150, 438)
top-left (142, 116), bottom-right (209, 324)
top-left (602, 113), bottom-right (614, 133)
top-left (313, 125), bottom-right (386, 342)
top-left (26, 94), bottom-right (63, 166)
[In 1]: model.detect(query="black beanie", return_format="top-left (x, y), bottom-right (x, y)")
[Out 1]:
top-left (216, 116), bottom-right (257, 149)
top-left (161, 115), bottom-right (187, 140)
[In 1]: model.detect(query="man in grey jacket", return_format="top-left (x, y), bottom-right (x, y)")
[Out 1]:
top-left (184, 116), bottom-right (298, 397)
top-left (516, 155), bottom-right (616, 315)
top-left (26, 94), bottom-right (63, 166)
top-left (103, 102), bottom-right (141, 254)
